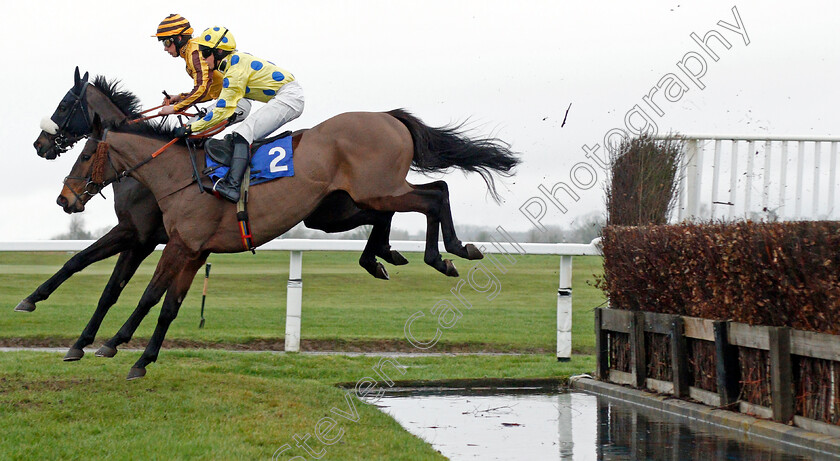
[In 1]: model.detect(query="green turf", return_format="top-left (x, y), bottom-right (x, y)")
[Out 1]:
top-left (0, 350), bottom-right (595, 460)
top-left (0, 251), bottom-right (606, 353)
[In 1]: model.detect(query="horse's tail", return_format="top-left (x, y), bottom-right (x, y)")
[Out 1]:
top-left (387, 108), bottom-right (520, 202)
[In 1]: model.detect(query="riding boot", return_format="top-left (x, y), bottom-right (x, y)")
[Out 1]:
top-left (213, 133), bottom-right (249, 203)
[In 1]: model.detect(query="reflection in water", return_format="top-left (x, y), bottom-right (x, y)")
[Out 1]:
top-left (377, 390), bottom-right (813, 460)
top-left (596, 398), bottom-right (808, 461)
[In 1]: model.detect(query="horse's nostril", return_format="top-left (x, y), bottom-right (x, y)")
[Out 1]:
top-left (34, 140), bottom-right (41, 150)
top-left (56, 196), bottom-right (68, 208)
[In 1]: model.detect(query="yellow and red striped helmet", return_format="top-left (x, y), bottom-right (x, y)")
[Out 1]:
top-left (153, 14), bottom-right (194, 38)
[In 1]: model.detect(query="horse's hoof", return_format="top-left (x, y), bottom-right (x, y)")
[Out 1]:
top-left (95, 345), bottom-right (118, 358)
top-left (126, 367), bottom-right (146, 380)
top-left (14, 299), bottom-right (36, 312)
top-left (465, 244), bottom-right (484, 260)
top-left (388, 250), bottom-right (409, 266)
top-left (63, 348), bottom-right (84, 361)
top-left (374, 263), bottom-right (390, 280)
top-left (444, 259), bottom-right (459, 277)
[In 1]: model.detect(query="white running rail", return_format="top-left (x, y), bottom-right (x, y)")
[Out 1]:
top-left (657, 134), bottom-right (840, 222)
top-left (0, 238), bottom-right (602, 359)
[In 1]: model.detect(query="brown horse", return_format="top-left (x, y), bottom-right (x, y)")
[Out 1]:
top-left (59, 109), bottom-right (518, 379)
top-left (25, 69), bottom-right (409, 361)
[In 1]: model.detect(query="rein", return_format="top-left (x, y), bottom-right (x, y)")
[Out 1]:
top-left (69, 121), bottom-right (229, 200)
top-left (127, 105), bottom-right (200, 124)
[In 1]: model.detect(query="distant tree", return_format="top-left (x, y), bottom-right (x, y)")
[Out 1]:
top-left (526, 225), bottom-right (565, 243)
top-left (566, 211), bottom-right (605, 243)
top-left (53, 215), bottom-right (96, 240)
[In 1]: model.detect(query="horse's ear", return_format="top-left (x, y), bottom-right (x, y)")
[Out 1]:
top-left (82, 71), bottom-right (89, 83)
top-left (91, 113), bottom-right (103, 138)
top-left (74, 66), bottom-right (81, 86)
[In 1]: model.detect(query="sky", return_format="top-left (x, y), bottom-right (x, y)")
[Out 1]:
top-left (2, 0), bottom-right (839, 240)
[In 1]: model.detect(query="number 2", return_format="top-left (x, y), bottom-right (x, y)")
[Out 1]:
top-left (268, 146), bottom-right (288, 173)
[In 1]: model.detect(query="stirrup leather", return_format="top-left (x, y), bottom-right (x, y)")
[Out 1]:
top-left (237, 166), bottom-right (255, 253)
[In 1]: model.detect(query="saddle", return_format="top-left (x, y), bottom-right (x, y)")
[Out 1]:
top-left (200, 131), bottom-right (295, 254)
top-left (204, 130), bottom-right (292, 166)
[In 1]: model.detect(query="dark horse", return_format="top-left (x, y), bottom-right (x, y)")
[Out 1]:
top-left (58, 104), bottom-right (518, 379)
top-left (23, 68), bottom-right (411, 361)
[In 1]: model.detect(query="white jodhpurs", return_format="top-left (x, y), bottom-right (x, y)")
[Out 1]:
top-left (232, 80), bottom-right (305, 144)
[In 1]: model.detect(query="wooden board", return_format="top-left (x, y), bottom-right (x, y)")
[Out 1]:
top-left (601, 308), bottom-right (634, 333)
top-left (728, 322), bottom-right (770, 350)
top-left (793, 416), bottom-right (840, 439)
top-left (790, 329), bottom-right (840, 362)
top-left (608, 369), bottom-right (635, 386)
top-left (643, 311), bottom-right (675, 335)
top-left (689, 386), bottom-right (721, 407)
top-left (683, 316), bottom-right (715, 341)
top-left (646, 378), bottom-right (675, 395)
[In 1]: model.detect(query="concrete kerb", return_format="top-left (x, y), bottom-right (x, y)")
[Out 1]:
top-left (571, 377), bottom-right (840, 459)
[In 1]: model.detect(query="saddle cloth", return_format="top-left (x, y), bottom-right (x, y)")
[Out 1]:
top-left (205, 133), bottom-right (294, 186)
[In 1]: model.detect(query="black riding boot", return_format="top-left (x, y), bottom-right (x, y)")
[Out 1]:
top-left (213, 133), bottom-right (249, 203)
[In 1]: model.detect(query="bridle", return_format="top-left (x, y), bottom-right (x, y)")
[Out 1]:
top-left (41, 82), bottom-right (92, 156)
top-left (41, 82), bottom-right (197, 157)
top-left (62, 121), bottom-right (228, 207)
top-left (62, 129), bottom-right (120, 204)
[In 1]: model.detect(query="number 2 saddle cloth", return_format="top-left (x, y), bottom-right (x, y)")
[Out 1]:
top-left (204, 132), bottom-right (294, 185)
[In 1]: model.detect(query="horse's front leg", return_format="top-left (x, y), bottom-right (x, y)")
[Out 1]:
top-left (64, 240), bottom-right (159, 361)
top-left (96, 236), bottom-right (192, 358)
top-left (14, 223), bottom-right (137, 312)
top-left (127, 251), bottom-right (208, 380)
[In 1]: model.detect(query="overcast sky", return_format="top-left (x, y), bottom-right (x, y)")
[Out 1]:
top-left (1, 1), bottom-right (838, 240)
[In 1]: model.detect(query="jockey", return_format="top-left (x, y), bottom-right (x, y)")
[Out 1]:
top-left (175, 26), bottom-right (304, 203)
top-left (152, 14), bottom-right (224, 116)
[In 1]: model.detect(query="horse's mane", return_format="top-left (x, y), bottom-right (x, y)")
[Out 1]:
top-left (91, 75), bottom-right (185, 142)
top-left (107, 118), bottom-right (184, 143)
top-left (92, 76), bottom-right (143, 117)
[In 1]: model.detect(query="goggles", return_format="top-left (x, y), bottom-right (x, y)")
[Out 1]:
top-left (158, 25), bottom-right (190, 48)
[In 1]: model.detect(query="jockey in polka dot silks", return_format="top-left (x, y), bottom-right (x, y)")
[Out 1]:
top-left (174, 26), bottom-right (305, 203)
top-left (152, 14), bottom-right (225, 116)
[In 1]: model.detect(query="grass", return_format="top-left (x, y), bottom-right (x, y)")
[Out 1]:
top-left (0, 251), bottom-right (606, 354)
top-left (0, 350), bottom-right (595, 460)
top-left (0, 249), bottom-right (604, 458)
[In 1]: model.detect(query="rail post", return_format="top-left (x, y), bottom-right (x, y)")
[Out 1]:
top-left (556, 255), bottom-right (573, 361)
top-left (284, 250), bottom-right (303, 352)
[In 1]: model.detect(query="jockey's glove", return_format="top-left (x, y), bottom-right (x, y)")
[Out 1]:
top-left (173, 125), bottom-right (192, 138)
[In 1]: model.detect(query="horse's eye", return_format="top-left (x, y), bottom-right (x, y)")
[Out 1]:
top-left (58, 104), bottom-right (68, 111)
top-left (81, 154), bottom-right (91, 161)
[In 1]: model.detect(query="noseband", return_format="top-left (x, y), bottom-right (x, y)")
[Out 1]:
top-left (62, 130), bottom-right (120, 204)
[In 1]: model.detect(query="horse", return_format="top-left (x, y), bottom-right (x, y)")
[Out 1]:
top-left (23, 68), bottom-right (409, 362)
top-left (57, 105), bottom-right (518, 379)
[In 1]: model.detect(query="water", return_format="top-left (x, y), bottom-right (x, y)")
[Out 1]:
top-left (376, 389), bottom-right (819, 460)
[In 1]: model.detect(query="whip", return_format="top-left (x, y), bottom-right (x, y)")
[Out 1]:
top-left (199, 263), bottom-right (211, 328)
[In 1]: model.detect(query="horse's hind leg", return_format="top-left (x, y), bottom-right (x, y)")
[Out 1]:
top-left (358, 211), bottom-right (408, 279)
top-left (128, 250), bottom-right (208, 380)
top-left (305, 192), bottom-right (408, 279)
top-left (65, 240), bottom-right (158, 361)
top-left (413, 181), bottom-right (483, 261)
top-left (361, 186), bottom-right (458, 277)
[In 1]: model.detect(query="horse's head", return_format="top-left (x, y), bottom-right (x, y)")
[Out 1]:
top-left (57, 115), bottom-right (113, 213)
top-left (35, 67), bottom-right (93, 159)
